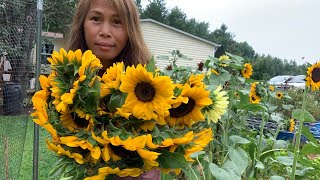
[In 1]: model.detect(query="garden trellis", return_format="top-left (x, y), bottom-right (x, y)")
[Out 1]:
top-left (0, 0), bottom-right (37, 115)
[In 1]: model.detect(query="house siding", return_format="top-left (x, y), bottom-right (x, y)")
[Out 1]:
top-left (141, 20), bottom-right (217, 70)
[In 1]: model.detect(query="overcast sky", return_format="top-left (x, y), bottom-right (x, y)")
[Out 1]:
top-left (142, 0), bottom-right (320, 64)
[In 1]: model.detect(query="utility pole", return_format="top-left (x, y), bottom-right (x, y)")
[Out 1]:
top-left (33, 0), bottom-right (43, 179)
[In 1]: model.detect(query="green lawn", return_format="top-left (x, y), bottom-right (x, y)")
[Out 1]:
top-left (0, 115), bottom-right (58, 180)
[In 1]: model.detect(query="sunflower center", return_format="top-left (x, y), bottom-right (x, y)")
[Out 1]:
top-left (73, 113), bottom-right (89, 128)
top-left (312, 68), bottom-right (320, 83)
top-left (251, 96), bottom-right (256, 101)
top-left (134, 82), bottom-right (156, 102)
top-left (169, 98), bottom-right (195, 118)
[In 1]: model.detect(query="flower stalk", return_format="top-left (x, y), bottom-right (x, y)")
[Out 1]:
top-left (290, 88), bottom-right (307, 180)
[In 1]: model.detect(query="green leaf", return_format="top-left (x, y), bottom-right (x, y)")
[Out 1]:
top-left (146, 55), bottom-right (155, 72)
top-left (282, 104), bottom-right (294, 110)
top-left (158, 150), bottom-right (188, 169)
top-left (301, 125), bottom-right (318, 144)
top-left (107, 93), bottom-right (126, 112)
top-left (209, 163), bottom-right (232, 180)
top-left (189, 151), bottom-right (206, 158)
top-left (241, 104), bottom-right (268, 112)
top-left (276, 156), bottom-right (293, 166)
top-left (228, 147), bottom-right (249, 174)
top-left (219, 72), bottom-right (232, 82)
top-left (229, 135), bottom-right (250, 145)
top-left (255, 160), bottom-right (265, 169)
top-left (229, 63), bottom-right (244, 70)
top-left (270, 176), bottom-right (285, 180)
top-left (292, 109), bottom-right (315, 122)
top-left (301, 143), bottom-right (320, 155)
top-left (160, 172), bottom-right (175, 180)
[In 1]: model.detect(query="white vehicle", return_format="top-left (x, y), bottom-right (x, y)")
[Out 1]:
top-left (287, 75), bottom-right (306, 89)
top-left (268, 75), bottom-right (293, 89)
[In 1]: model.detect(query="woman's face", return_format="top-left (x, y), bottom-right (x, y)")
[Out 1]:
top-left (84, 0), bottom-right (128, 68)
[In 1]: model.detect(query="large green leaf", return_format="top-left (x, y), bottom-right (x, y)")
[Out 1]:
top-left (209, 163), bottom-right (233, 180)
top-left (157, 150), bottom-right (188, 169)
top-left (228, 147), bottom-right (249, 174)
top-left (229, 135), bottom-right (250, 145)
top-left (292, 109), bottom-right (315, 122)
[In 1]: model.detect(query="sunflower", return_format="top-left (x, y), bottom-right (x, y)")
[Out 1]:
top-left (289, 119), bottom-right (295, 132)
top-left (31, 93), bottom-right (59, 141)
top-left (218, 55), bottom-right (230, 67)
top-left (203, 85), bottom-right (229, 124)
top-left (211, 69), bottom-right (219, 75)
top-left (101, 62), bottom-right (124, 91)
top-left (249, 93), bottom-right (261, 104)
top-left (166, 84), bottom-right (212, 127)
top-left (241, 63), bottom-right (253, 79)
top-left (276, 91), bottom-right (283, 99)
top-left (269, 85), bottom-right (275, 91)
top-left (188, 73), bottom-right (205, 87)
top-left (59, 109), bottom-right (94, 132)
top-left (306, 61), bottom-right (320, 91)
top-left (119, 64), bottom-right (174, 125)
top-left (249, 82), bottom-right (261, 104)
top-left (184, 128), bottom-right (213, 161)
top-left (46, 140), bottom-right (85, 164)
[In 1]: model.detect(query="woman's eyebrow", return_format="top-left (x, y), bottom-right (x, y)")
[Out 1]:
top-left (87, 10), bottom-right (103, 15)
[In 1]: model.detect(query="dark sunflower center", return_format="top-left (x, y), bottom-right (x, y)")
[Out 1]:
top-left (312, 68), bottom-right (320, 83)
top-left (73, 113), bottom-right (89, 128)
top-left (251, 96), bottom-right (256, 101)
top-left (134, 82), bottom-right (156, 102)
top-left (109, 144), bottom-right (140, 158)
top-left (169, 98), bottom-right (195, 118)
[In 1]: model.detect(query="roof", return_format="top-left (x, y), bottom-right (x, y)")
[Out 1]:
top-left (140, 18), bottom-right (220, 47)
top-left (41, 31), bottom-right (63, 38)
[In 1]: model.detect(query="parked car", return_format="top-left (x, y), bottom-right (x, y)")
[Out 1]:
top-left (287, 75), bottom-right (306, 89)
top-left (268, 75), bottom-right (293, 89)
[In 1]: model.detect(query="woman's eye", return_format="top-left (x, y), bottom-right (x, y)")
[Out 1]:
top-left (113, 19), bottom-right (121, 25)
top-left (90, 16), bottom-right (100, 22)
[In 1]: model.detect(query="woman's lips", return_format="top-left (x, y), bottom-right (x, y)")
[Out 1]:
top-left (95, 43), bottom-right (115, 50)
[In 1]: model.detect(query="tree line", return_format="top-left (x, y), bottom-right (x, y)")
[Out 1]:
top-left (40, 0), bottom-right (308, 80)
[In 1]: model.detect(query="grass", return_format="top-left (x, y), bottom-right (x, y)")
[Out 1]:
top-left (0, 115), bottom-right (28, 180)
top-left (0, 115), bottom-right (58, 180)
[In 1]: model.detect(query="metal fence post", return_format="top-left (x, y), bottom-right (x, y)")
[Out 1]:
top-left (33, 0), bottom-right (43, 179)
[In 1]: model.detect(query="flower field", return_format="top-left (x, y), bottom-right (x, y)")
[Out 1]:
top-left (2, 50), bottom-right (320, 179)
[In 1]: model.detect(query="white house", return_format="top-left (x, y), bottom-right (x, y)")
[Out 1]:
top-left (140, 19), bottom-right (220, 69)
top-left (34, 19), bottom-right (220, 70)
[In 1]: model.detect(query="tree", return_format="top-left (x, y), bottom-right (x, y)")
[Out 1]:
top-left (42, 0), bottom-right (77, 35)
top-left (167, 6), bottom-right (187, 30)
top-left (142, 0), bottom-right (168, 23)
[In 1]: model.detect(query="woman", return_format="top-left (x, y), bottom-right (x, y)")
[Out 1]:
top-left (66, 0), bottom-right (159, 179)
top-left (67, 0), bottom-right (150, 69)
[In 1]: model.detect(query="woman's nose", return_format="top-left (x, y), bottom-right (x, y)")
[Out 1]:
top-left (99, 23), bottom-right (112, 37)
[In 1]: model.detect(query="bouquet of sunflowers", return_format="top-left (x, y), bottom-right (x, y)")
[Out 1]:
top-left (31, 48), bottom-right (229, 179)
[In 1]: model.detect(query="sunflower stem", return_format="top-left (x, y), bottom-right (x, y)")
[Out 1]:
top-left (290, 88), bottom-right (307, 180)
top-left (221, 90), bottom-right (233, 164)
